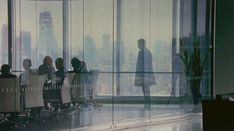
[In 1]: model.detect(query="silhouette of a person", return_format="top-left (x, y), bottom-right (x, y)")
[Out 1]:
top-left (0, 64), bottom-right (17, 130)
top-left (0, 64), bottom-right (16, 78)
top-left (20, 59), bottom-right (32, 86)
top-left (135, 39), bottom-right (156, 111)
top-left (70, 57), bottom-right (81, 73)
top-left (70, 57), bottom-right (82, 101)
top-left (53, 57), bottom-right (68, 110)
top-left (55, 57), bottom-right (68, 85)
top-left (79, 61), bottom-right (102, 108)
top-left (38, 56), bottom-right (56, 108)
top-left (38, 56), bottom-right (55, 81)
top-left (19, 59), bottom-right (33, 110)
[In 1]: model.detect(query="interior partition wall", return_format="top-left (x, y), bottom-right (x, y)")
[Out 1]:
top-left (1, 0), bottom-right (214, 130)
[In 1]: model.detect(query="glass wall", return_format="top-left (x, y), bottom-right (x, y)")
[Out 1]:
top-left (68, 0), bottom-right (83, 69)
top-left (0, 0), bottom-right (213, 130)
top-left (13, 0), bottom-right (63, 71)
top-left (0, 0), bottom-right (8, 65)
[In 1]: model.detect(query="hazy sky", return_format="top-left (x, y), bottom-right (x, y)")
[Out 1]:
top-left (0, 0), bottom-right (8, 64)
top-left (0, 0), bottom-right (206, 54)
top-left (12, 0), bottom-right (174, 49)
top-left (0, 0), bottom-right (7, 25)
top-left (0, 0), bottom-right (176, 68)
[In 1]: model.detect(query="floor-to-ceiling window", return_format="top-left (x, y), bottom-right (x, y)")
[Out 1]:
top-left (0, 0), bottom-right (213, 130)
top-left (13, 0), bottom-right (63, 71)
top-left (0, 0), bottom-right (8, 65)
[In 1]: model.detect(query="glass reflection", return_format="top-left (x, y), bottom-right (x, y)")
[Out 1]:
top-left (0, 0), bottom-right (212, 130)
top-left (0, 0), bottom-right (8, 65)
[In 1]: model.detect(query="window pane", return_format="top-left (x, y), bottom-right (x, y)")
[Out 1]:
top-left (14, 0), bottom-right (63, 71)
top-left (84, 0), bottom-right (114, 96)
top-left (197, 0), bottom-right (206, 36)
top-left (119, 0), bottom-right (173, 97)
top-left (68, 0), bottom-right (84, 70)
top-left (180, 0), bottom-right (192, 37)
top-left (0, 0), bottom-right (8, 65)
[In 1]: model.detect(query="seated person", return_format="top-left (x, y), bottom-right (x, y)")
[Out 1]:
top-left (71, 60), bottom-right (92, 94)
top-left (55, 58), bottom-right (68, 109)
top-left (80, 61), bottom-right (88, 72)
top-left (19, 59), bottom-right (33, 110)
top-left (52, 58), bottom-right (68, 101)
top-left (20, 59), bottom-right (33, 86)
top-left (0, 64), bottom-right (16, 78)
top-left (80, 61), bottom-right (90, 87)
top-left (70, 57), bottom-right (82, 102)
top-left (55, 58), bottom-right (68, 85)
top-left (38, 56), bottom-right (56, 107)
top-left (79, 61), bottom-right (102, 108)
top-left (38, 56), bottom-right (55, 82)
top-left (0, 64), bottom-right (17, 129)
top-left (70, 57), bottom-right (81, 73)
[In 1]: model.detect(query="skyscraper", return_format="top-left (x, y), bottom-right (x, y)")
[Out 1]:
top-left (37, 11), bottom-right (57, 63)
top-left (101, 34), bottom-right (111, 67)
top-left (19, 31), bottom-right (31, 59)
top-left (13, 31), bottom-right (31, 70)
top-left (1, 24), bottom-right (8, 64)
top-left (84, 36), bottom-right (97, 70)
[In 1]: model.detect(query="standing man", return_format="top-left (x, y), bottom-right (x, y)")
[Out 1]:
top-left (135, 39), bottom-right (156, 112)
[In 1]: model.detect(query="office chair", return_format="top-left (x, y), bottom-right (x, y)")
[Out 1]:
top-left (70, 70), bottom-right (102, 110)
top-left (84, 70), bottom-right (102, 109)
top-left (45, 73), bottom-right (76, 122)
top-left (0, 78), bottom-right (22, 129)
top-left (70, 72), bottom-right (83, 106)
top-left (24, 75), bottom-right (46, 125)
top-left (51, 76), bottom-right (73, 121)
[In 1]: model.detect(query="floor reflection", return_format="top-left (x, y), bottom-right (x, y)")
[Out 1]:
top-left (121, 118), bottom-right (202, 131)
top-left (8, 104), bottom-right (195, 131)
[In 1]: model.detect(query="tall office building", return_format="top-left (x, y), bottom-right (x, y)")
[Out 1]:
top-left (18, 31), bottom-right (31, 59)
top-left (1, 24), bottom-right (8, 64)
top-left (37, 11), bottom-right (57, 63)
top-left (84, 36), bottom-right (97, 70)
top-left (100, 34), bottom-right (112, 69)
top-left (13, 31), bottom-right (32, 70)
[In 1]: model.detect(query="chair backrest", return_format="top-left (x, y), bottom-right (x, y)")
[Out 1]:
top-left (0, 78), bottom-right (21, 112)
top-left (69, 73), bottom-right (81, 99)
top-left (61, 77), bottom-right (71, 104)
top-left (67, 73), bottom-right (75, 85)
top-left (25, 75), bottom-right (46, 108)
top-left (88, 70), bottom-right (99, 98)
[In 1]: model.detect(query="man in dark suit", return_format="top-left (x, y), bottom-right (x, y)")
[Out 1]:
top-left (135, 39), bottom-right (156, 112)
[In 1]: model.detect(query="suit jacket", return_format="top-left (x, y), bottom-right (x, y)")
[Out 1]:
top-left (135, 48), bottom-right (156, 87)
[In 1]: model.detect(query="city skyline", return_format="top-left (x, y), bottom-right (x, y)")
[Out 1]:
top-left (0, 0), bottom-right (208, 96)
top-left (37, 10), bottom-right (59, 64)
top-left (1, 22), bottom-right (179, 71)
